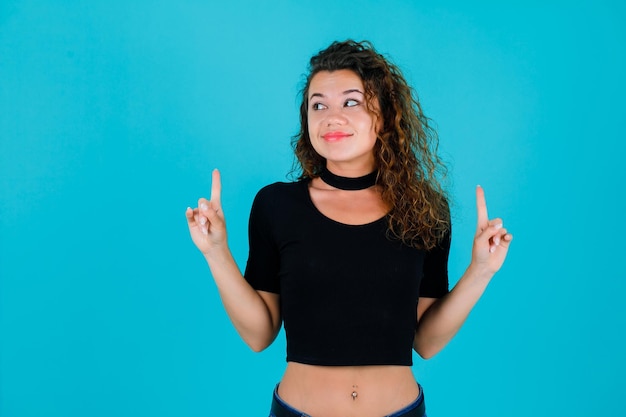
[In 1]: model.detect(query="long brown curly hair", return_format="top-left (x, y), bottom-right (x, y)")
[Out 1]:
top-left (292, 40), bottom-right (450, 250)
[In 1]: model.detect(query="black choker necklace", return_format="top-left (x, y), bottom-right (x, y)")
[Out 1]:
top-left (319, 167), bottom-right (378, 190)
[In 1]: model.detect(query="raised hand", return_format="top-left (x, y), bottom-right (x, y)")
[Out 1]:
top-left (471, 185), bottom-right (513, 276)
top-left (185, 169), bottom-right (227, 255)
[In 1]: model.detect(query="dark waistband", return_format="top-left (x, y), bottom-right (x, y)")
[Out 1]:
top-left (270, 384), bottom-right (425, 417)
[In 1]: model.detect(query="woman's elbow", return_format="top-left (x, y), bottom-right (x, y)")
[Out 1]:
top-left (413, 339), bottom-right (442, 360)
top-left (247, 342), bottom-right (270, 353)
top-left (244, 330), bottom-right (279, 353)
top-left (415, 347), bottom-right (438, 360)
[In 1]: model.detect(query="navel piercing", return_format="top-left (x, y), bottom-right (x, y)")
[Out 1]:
top-left (352, 385), bottom-right (358, 400)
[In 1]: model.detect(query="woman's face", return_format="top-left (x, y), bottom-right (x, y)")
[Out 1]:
top-left (307, 69), bottom-right (381, 175)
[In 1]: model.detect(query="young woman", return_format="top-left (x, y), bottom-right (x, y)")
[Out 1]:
top-left (186, 40), bottom-right (512, 417)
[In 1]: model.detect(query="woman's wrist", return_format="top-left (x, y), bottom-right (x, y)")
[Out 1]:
top-left (203, 242), bottom-right (232, 265)
top-left (463, 262), bottom-right (495, 287)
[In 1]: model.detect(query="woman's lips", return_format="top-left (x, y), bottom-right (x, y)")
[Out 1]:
top-left (322, 131), bottom-right (352, 141)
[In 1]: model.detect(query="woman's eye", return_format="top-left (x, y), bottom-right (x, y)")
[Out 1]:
top-left (345, 99), bottom-right (359, 107)
top-left (312, 103), bottom-right (326, 111)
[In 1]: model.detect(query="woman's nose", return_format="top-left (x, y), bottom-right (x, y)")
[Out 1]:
top-left (325, 108), bottom-right (347, 126)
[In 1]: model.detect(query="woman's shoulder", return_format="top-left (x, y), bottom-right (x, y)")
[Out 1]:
top-left (250, 180), bottom-right (311, 225)
top-left (255, 179), bottom-right (308, 200)
top-left (255, 180), bottom-right (308, 205)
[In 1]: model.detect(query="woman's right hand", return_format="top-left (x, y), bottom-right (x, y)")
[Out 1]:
top-left (185, 169), bottom-right (227, 255)
top-left (185, 171), bottom-right (281, 351)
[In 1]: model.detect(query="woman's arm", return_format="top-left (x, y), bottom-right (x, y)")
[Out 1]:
top-left (185, 169), bottom-right (281, 352)
top-left (414, 186), bottom-right (512, 359)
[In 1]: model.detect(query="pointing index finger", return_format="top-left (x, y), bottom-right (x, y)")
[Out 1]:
top-left (211, 169), bottom-right (222, 208)
top-left (476, 185), bottom-right (489, 231)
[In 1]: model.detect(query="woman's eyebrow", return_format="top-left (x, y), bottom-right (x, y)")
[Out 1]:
top-left (309, 89), bottom-right (365, 100)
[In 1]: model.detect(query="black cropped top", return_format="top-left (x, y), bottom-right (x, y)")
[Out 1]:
top-left (244, 180), bottom-right (450, 366)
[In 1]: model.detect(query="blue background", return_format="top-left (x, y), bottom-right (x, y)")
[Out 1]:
top-left (1, 1), bottom-right (625, 416)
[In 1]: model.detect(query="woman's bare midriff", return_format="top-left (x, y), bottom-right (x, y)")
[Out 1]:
top-left (277, 362), bottom-right (420, 417)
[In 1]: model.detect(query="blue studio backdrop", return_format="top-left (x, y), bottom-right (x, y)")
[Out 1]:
top-left (1, 1), bottom-right (625, 416)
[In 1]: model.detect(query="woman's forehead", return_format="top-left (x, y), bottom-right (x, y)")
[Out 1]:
top-left (308, 70), bottom-right (365, 98)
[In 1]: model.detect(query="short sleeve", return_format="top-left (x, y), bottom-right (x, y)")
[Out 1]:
top-left (419, 226), bottom-right (451, 298)
top-left (243, 187), bottom-right (281, 293)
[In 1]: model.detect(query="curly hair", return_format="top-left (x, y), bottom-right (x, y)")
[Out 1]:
top-left (292, 40), bottom-right (450, 250)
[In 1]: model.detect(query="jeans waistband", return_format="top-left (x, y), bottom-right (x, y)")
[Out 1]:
top-left (270, 384), bottom-right (426, 417)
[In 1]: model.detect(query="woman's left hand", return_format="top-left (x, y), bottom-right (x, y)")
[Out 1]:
top-left (471, 185), bottom-right (513, 277)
